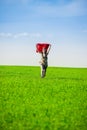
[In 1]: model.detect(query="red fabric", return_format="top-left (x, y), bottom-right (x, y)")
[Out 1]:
top-left (36, 43), bottom-right (50, 53)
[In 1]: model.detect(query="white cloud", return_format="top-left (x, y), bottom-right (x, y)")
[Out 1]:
top-left (0, 33), bottom-right (13, 37)
top-left (0, 32), bottom-right (42, 38)
top-left (14, 32), bottom-right (42, 38)
top-left (14, 32), bottom-right (29, 38)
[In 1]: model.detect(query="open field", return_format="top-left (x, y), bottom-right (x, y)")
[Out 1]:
top-left (0, 66), bottom-right (87, 130)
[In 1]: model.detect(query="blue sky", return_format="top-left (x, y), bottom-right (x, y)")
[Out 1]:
top-left (0, 0), bottom-right (87, 67)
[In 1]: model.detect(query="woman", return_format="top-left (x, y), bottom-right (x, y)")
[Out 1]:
top-left (39, 44), bottom-right (51, 78)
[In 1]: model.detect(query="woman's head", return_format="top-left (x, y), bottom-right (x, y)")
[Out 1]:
top-left (43, 48), bottom-right (47, 53)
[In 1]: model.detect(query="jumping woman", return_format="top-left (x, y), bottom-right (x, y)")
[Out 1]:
top-left (39, 44), bottom-right (51, 78)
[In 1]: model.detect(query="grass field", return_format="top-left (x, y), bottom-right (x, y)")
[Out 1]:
top-left (0, 66), bottom-right (87, 130)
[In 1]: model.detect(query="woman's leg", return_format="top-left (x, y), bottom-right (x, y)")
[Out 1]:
top-left (41, 64), bottom-right (46, 78)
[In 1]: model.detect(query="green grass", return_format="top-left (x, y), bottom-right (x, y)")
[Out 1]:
top-left (0, 66), bottom-right (87, 130)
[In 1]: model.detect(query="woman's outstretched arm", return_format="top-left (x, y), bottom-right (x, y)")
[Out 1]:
top-left (47, 44), bottom-right (51, 55)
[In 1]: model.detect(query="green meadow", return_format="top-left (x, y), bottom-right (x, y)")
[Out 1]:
top-left (0, 66), bottom-right (87, 130)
